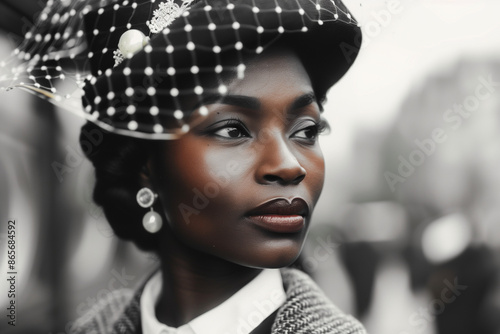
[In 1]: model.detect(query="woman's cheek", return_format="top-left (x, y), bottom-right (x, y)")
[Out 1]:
top-left (154, 142), bottom-right (250, 228)
top-left (297, 146), bottom-right (325, 203)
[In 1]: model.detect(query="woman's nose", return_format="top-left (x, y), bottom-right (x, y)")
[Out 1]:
top-left (254, 133), bottom-right (306, 186)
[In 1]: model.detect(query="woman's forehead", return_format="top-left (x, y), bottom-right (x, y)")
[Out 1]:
top-left (228, 49), bottom-right (312, 94)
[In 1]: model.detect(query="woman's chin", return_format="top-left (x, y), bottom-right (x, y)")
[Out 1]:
top-left (226, 239), bottom-right (304, 269)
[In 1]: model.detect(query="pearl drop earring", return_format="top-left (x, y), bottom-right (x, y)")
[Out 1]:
top-left (136, 187), bottom-right (163, 233)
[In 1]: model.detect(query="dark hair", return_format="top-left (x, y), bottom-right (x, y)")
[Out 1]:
top-left (79, 121), bottom-right (160, 251)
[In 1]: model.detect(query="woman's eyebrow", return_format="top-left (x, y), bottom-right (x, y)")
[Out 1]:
top-left (195, 94), bottom-right (261, 110)
top-left (193, 92), bottom-right (317, 113)
top-left (289, 92), bottom-right (317, 111)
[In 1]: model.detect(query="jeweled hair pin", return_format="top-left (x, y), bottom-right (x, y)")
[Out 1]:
top-left (147, 0), bottom-right (193, 33)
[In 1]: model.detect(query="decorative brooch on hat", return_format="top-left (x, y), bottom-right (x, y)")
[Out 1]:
top-left (113, 0), bottom-right (194, 67)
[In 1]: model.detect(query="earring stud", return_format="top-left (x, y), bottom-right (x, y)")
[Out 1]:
top-left (136, 187), bottom-right (163, 233)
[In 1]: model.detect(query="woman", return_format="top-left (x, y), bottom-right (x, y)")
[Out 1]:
top-left (1, 0), bottom-right (364, 333)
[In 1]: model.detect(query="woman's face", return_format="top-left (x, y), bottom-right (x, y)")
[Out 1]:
top-left (149, 49), bottom-right (326, 268)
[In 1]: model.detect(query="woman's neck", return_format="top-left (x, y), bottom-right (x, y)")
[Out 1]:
top-left (155, 235), bottom-right (262, 327)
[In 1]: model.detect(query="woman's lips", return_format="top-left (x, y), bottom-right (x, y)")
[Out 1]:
top-left (246, 215), bottom-right (305, 233)
top-left (245, 198), bottom-right (309, 233)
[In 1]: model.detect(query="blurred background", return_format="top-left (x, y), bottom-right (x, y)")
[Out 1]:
top-left (1, 0), bottom-right (500, 333)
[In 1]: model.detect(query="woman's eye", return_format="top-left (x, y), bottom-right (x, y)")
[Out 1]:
top-left (214, 126), bottom-right (249, 138)
top-left (293, 126), bottom-right (319, 140)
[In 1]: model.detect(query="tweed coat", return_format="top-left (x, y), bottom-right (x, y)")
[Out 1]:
top-left (71, 268), bottom-right (366, 334)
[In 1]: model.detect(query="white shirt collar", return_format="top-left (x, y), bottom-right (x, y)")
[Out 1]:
top-left (140, 269), bottom-right (286, 334)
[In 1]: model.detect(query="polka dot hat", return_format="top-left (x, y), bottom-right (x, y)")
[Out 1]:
top-left (0, 0), bottom-right (362, 139)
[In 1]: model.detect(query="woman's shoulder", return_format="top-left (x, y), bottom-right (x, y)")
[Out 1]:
top-left (276, 267), bottom-right (366, 334)
top-left (70, 288), bottom-right (142, 334)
